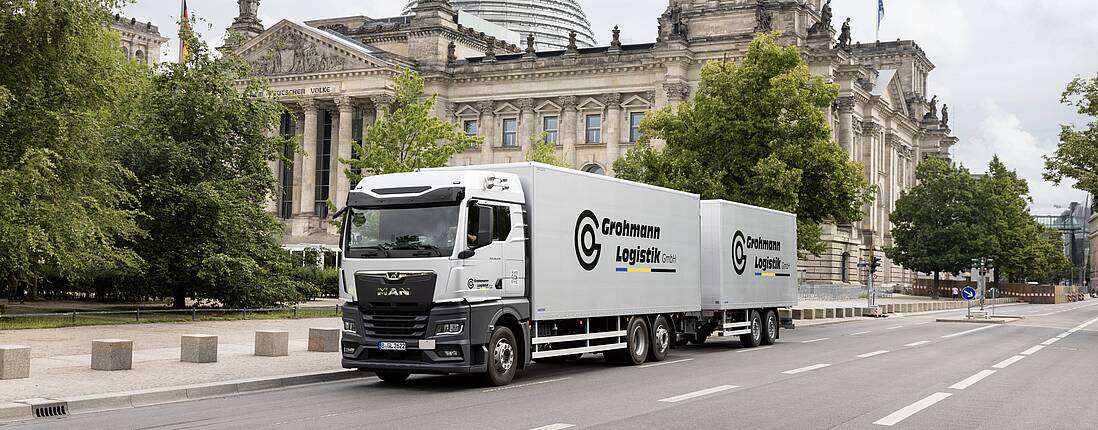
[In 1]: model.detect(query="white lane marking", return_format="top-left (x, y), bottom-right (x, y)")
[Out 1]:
top-left (905, 341), bottom-right (932, 347)
top-left (658, 385), bottom-right (739, 403)
top-left (782, 363), bottom-right (831, 374)
top-left (911, 321), bottom-right (932, 326)
top-left (482, 377), bottom-right (572, 393)
top-left (1020, 345), bottom-right (1045, 355)
top-left (873, 392), bottom-right (953, 426)
top-left (530, 425), bottom-right (575, 430)
top-left (735, 346), bottom-right (774, 353)
top-left (850, 331), bottom-right (872, 336)
top-left (639, 358), bottom-right (694, 368)
top-left (949, 370), bottom-right (996, 390)
top-left (1041, 337), bottom-right (1061, 346)
top-left (886, 326), bottom-right (904, 330)
top-left (1056, 332), bottom-right (1071, 338)
top-left (992, 355), bottom-right (1026, 369)
top-left (802, 338), bottom-right (830, 343)
top-left (857, 350), bottom-right (890, 358)
top-left (941, 325), bottom-right (998, 338)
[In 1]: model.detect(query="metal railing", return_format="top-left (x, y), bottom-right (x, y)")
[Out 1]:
top-left (797, 284), bottom-right (894, 301)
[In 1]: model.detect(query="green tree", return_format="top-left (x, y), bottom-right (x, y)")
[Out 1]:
top-left (116, 28), bottom-right (304, 308)
top-left (976, 157), bottom-right (1036, 284)
top-left (525, 132), bottom-right (569, 167)
top-left (0, 0), bottom-right (144, 296)
top-left (886, 159), bottom-right (986, 298)
top-left (1045, 74), bottom-right (1098, 205)
top-left (614, 33), bottom-right (872, 253)
top-left (344, 69), bottom-right (481, 182)
top-left (1032, 226), bottom-right (1072, 284)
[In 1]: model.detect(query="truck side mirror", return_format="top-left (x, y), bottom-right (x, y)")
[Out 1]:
top-left (457, 249), bottom-right (476, 259)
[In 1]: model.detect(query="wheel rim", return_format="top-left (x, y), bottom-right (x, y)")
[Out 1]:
top-left (494, 338), bottom-right (514, 372)
top-left (767, 314), bottom-right (777, 339)
top-left (632, 323), bottom-right (648, 357)
top-left (751, 315), bottom-right (761, 340)
top-left (655, 323), bottom-right (669, 353)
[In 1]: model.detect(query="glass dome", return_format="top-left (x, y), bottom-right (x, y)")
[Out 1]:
top-left (405, 0), bottom-right (597, 51)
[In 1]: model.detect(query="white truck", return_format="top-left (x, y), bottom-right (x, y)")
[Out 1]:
top-left (338, 163), bottom-right (797, 386)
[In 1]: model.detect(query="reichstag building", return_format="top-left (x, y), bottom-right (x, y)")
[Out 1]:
top-left (226, 0), bottom-right (958, 287)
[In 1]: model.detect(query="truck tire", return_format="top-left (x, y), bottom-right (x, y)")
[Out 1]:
top-left (605, 317), bottom-right (649, 365)
top-left (739, 310), bottom-right (762, 348)
top-left (375, 371), bottom-right (410, 383)
top-left (760, 310), bottom-right (778, 346)
top-left (484, 326), bottom-right (518, 386)
top-left (647, 315), bottom-right (671, 362)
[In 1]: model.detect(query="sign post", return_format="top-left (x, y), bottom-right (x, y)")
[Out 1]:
top-left (961, 286), bottom-right (977, 318)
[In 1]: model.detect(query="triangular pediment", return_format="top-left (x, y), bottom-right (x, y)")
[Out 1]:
top-left (237, 20), bottom-right (393, 77)
top-left (872, 69), bottom-right (909, 117)
top-left (622, 95), bottom-right (652, 108)
top-left (535, 100), bottom-right (561, 113)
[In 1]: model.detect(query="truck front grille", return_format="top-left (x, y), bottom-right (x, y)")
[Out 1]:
top-left (362, 302), bottom-right (429, 338)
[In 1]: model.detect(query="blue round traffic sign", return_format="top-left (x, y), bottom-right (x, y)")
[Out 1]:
top-left (961, 287), bottom-right (977, 301)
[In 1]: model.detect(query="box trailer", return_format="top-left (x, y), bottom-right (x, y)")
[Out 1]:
top-left (337, 162), bottom-right (796, 386)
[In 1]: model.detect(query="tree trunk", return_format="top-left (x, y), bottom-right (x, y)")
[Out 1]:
top-left (6, 273), bottom-right (15, 302)
top-left (173, 287), bottom-right (186, 309)
top-left (28, 275), bottom-right (38, 301)
top-left (932, 271), bottom-right (940, 300)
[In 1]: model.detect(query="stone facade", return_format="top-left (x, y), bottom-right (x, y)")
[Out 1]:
top-left (1090, 213), bottom-right (1097, 291)
top-left (110, 14), bottom-right (168, 65)
top-left (232, 0), bottom-right (958, 286)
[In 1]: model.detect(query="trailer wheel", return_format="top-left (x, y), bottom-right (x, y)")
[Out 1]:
top-left (647, 315), bottom-right (671, 362)
top-left (739, 310), bottom-right (762, 348)
top-left (760, 310), bottom-right (778, 346)
top-left (607, 317), bottom-right (649, 365)
top-left (483, 326), bottom-right (518, 386)
top-left (375, 372), bottom-right (410, 383)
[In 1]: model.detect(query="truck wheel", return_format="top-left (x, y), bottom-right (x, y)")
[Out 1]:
top-left (483, 326), bottom-right (518, 386)
top-left (739, 310), bottom-right (762, 348)
top-left (647, 315), bottom-right (671, 362)
top-left (375, 371), bottom-right (410, 383)
top-left (760, 310), bottom-right (778, 346)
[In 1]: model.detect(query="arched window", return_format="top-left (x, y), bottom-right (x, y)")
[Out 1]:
top-left (122, 46), bottom-right (130, 60)
top-left (583, 164), bottom-right (605, 176)
top-left (135, 50), bottom-right (145, 63)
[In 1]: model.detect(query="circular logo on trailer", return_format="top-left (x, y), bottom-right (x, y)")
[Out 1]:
top-left (574, 210), bottom-right (602, 271)
top-left (732, 230), bottom-right (748, 275)
top-left (468, 279), bottom-right (475, 289)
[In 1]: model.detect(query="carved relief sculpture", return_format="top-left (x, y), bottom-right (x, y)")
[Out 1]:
top-left (250, 30), bottom-right (348, 75)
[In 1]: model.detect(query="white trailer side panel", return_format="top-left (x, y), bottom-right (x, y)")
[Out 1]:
top-left (700, 200), bottom-right (798, 310)
top-left (467, 163), bottom-right (702, 320)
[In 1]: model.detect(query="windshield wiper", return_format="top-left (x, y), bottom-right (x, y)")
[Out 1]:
top-left (351, 245), bottom-right (390, 258)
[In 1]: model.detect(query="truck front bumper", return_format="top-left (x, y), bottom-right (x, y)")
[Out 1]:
top-left (340, 303), bottom-right (487, 375)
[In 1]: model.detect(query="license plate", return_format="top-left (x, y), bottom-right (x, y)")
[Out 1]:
top-left (378, 341), bottom-right (407, 351)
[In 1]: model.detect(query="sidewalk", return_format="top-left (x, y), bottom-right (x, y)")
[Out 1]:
top-left (0, 317), bottom-right (347, 403)
top-left (788, 295), bottom-right (1020, 327)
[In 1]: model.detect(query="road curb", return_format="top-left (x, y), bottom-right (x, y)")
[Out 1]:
top-left (0, 369), bottom-right (373, 423)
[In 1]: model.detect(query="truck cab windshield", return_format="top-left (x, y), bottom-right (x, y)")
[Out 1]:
top-left (344, 205), bottom-right (459, 259)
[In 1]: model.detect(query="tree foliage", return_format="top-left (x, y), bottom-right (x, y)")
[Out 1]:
top-left (886, 159), bottom-right (986, 297)
top-left (0, 0), bottom-right (144, 290)
top-left (1045, 74), bottom-right (1098, 207)
top-left (525, 132), bottom-right (570, 167)
top-left (344, 69), bottom-right (481, 182)
top-left (115, 28), bottom-right (305, 308)
top-left (614, 33), bottom-right (873, 253)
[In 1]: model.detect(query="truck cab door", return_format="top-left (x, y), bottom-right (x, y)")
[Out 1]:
top-left (500, 204), bottom-right (526, 298)
top-left (461, 203), bottom-right (503, 295)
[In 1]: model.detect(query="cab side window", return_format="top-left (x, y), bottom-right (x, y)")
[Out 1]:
top-left (493, 206), bottom-right (511, 241)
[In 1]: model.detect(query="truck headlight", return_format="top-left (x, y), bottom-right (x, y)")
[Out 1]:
top-left (435, 322), bottom-right (464, 336)
top-left (343, 320), bottom-right (357, 334)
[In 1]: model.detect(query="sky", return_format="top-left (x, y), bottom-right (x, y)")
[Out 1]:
top-left (122, 0), bottom-right (1098, 214)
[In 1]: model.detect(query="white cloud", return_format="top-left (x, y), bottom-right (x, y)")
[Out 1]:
top-left (956, 99), bottom-right (1081, 213)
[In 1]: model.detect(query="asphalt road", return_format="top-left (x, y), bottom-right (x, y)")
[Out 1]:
top-left (6, 301), bottom-right (1098, 430)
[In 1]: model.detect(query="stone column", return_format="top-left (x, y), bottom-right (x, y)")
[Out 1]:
top-left (559, 96), bottom-right (578, 167)
top-left (604, 93), bottom-right (622, 175)
top-left (298, 99), bottom-right (318, 216)
top-left (477, 100), bottom-right (495, 163)
top-left (517, 98), bottom-right (535, 156)
top-left (333, 96), bottom-right (355, 209)
top-left (292, 109), bottom-right (305, 216)
top-left (264, 129), bottom-right (280, 214)
top-left (372, 94), bottom-right (393, 122)
top-left (837, 96), bottom-right (855, 160)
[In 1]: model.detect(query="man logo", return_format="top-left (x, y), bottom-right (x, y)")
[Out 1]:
top-left (377, 287), bottom-right (410, 296)
top-left (732, 230), bottom-right (748, 275)
top-left (574, 210), bottom-right (602, 271)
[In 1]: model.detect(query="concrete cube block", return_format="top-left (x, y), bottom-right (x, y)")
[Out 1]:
top-left (814, 309), bottom-right (826, 319)
top-left (180, 335), bottom-right (218, 363)
top-left (792, 309), bottom-right (807, 319)
top-left (91, 339), bottom-right (133, 371)
top-left (825, 308), bottom-right (835, 318)
top-left (308, 328), bottom-right (340, 352)
top-left (0, 345), bottom-right (30, 380)
top-left (255, 331), bottom-right (289, 357)
top-left (778, 309), bottom-right (792, 319)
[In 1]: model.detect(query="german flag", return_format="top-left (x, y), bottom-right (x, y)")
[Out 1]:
top-left (179, 0), bottom-right (190, 62)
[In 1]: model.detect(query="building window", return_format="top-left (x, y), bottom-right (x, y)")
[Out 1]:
top-left (585, 114), bottom-right (601, 144)
top-left (314, 111), bottom-right (333, 217)
top-left (279, 112), bottom-right (296, 220)
top-left (463, 120), bottom-right (478, 136)
top-left (501, 118), bottom-right (518, 147)
top-left (629, 112), bottom-right (645, 143)
top-left (583, 164), bottom-right (606, 176)
top-left (840, 252), bottom-right (850, 283)
top-left (543, 116), bottom-right (559, 144)
top-left (135, 50), bottom-right (145, 63)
